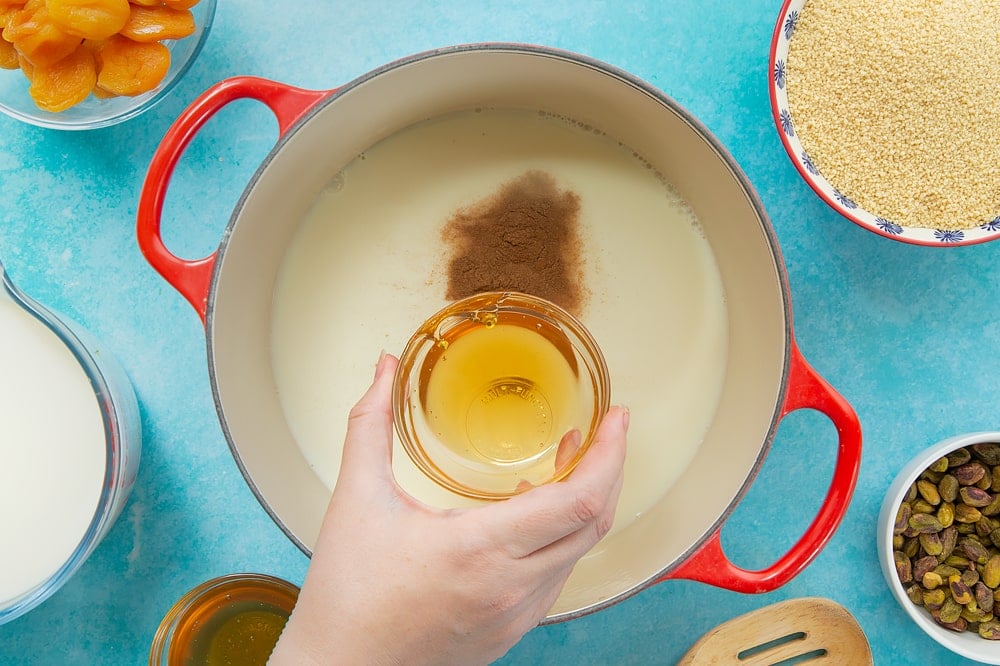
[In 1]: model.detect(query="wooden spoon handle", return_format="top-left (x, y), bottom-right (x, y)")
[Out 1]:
top-left (678, 597), bottom-right (872, 665)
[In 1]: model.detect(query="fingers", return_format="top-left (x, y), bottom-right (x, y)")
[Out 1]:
top-left (479, 405), bottom-right (629, 559)
top-left (337, 352), bottom-right (399, 487)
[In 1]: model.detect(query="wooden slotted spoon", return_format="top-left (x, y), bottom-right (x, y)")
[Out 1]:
top-left (677, 597), bottom-right (873, 665)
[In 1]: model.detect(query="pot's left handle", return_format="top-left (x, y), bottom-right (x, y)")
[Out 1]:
top-left (657, 340), bottom-right (862, 592)
top-left (137, 76), bottom-right (331, 324)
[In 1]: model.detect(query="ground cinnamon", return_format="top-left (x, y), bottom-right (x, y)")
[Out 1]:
top-left (442, 170), bottom-right (588, 316)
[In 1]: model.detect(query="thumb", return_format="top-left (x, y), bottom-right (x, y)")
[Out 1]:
top-left (337, 352), bottom-right (399, 487)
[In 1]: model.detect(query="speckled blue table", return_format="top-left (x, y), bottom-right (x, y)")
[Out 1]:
top-left (2, 1), bottom-right (998, 664)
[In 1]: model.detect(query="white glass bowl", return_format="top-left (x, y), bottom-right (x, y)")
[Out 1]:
top-left (878, 432), bottom-right (1000, 664)
top-left (0, 0), bottom-right (216, 130)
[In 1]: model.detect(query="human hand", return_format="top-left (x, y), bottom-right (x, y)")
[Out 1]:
top-left (269, 352), bottom-right (628, 666)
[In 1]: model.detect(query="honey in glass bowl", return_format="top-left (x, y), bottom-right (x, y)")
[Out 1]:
top-left (393, 291), bottom-right (610, 500)
top-left (148, 573), bottom-right (298, 666)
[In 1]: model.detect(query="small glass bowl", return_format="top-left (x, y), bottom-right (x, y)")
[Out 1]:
top-left (0, 0), bottom-right (217, 130)
top-left (393, 291), bottom-right (611, 500)
top-left (877, 431), bottom-right (1000, 664)
top-left (149, 573), bottom-right (300, 666)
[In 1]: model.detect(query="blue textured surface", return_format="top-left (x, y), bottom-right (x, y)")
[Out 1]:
top-left (1, 1), bottom-right (999, 664)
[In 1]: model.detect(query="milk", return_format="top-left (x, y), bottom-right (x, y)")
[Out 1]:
top-left (270, 108), bottom-right (728, 535)
top-left (0, 291), bottom-right (106, 606)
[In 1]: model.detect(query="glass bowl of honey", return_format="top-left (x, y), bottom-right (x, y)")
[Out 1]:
top-left (393, 291), bottom-right (611, 500)
top-left (148, 573), bottom-right (299, 666)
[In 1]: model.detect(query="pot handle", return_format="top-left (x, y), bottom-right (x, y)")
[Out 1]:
top-left (657, 340), bottom-right (862, 592)
top-left (137, 76), bottom-right (330, 324)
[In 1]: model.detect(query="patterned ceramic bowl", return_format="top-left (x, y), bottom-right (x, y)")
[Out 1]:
top-left (768, 0), bottom-right (1000, 246)
top-left (0, 0), bottom-right (216, 130)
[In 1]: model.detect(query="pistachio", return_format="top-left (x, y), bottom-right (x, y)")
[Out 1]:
top-left (984, 555), bottom-right (1000, 589)
top-left (982, 494), bottom-right (1000, 517)
top-left (902, 536), bottom-right (920, 559)
top-left (955, 462), bottom-right (988, 487)
top-left (921, 469), bottom-right (945, 484)
top-left (948, 448), bottom-right (973, 467)
top-left (964, 568), bottom-right (982, 588)
top-left (979, 469), bottom-right (994, 491)
top-left (979, 620), bottom-right (1000, 639)
top-left (938, 502), bottom-right (956, 528)
top-left (961, 487), bottom-right (994, 508)
top-left (977, 582), bottom-right (996, 613)
top-left (923, 571), bottom-right (943, 589)
top-left (939, 526), bottom-right (959, 561)
top-left (894, 550), bottom-right (913, 583)
top-left (907, 583), bottom-right (925, 605)
top-left (906, 482), bottom-right (919, 503)
top-left (923, 588), bottom-right (946, 610)
top-left (914, 555), bottom-right (939, 581)
top-left (892, 534), bottom-right (905, 550)
top-left (950, 575), bottom-right (974, 605)
top-left (961, 605), bottom-right (992, 624)
top-left (945, 554), bottom-right (971, 569)
top-left (978, 517), bottom-right (997, 539)
top-left (917, 479), bottom-right (942, 505)
top-left (991, 529), bottom-right (1000, 550)
top-left (910, 513), bottom-right (945, 533)
top-left (935, 613), bottom-right (968, 633)
top-left (930, 456), bottom-right (950, 473)
top-left (961, 538), bottom-right (990, 565)
top-left (972, 443), bottom-right (1000, 466)
top-left (894, 501), bottom-right (912, 535)
top-left (934, 564), bottom-right (962, 580)
top-left (912, 499), bottom-right (936, 514)
top-left (940, 598), bottom-right (964, 623)
top-left (920, 532), bottom-right (943, 557)
top-left (939, 474), bottom-right (960, 503)
top-left (956, 504), bottom-right (984, 524)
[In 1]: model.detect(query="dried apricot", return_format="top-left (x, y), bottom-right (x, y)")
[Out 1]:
top-left (47, 0), bottom-right (131, 41)
top-left (16, 52), bottom-right (32, 79)
top-left (28, 45), bottom-right (95, 111)
top-left (0, 36), bottom-right (17, 69)
top-left (127, 0), bottom-right (163, 6)
top-left (119, 4), bottom-right (192, 42)
top-left (94, 33), bottom-right (168, 96)
top-left (2, 4), bottom-right (81, 68)
top-left (162, 0), bottom-right (200, 9)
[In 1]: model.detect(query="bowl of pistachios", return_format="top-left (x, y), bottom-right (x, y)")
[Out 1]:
top-left (878, 432), bottom-right (1000, 664)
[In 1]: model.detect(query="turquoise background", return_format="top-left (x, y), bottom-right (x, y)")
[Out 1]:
top-left (2, 1), bottom-right (999, 664)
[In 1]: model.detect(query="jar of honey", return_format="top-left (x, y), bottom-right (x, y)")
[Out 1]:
top-left (149, 573), bottom-right (299, 665)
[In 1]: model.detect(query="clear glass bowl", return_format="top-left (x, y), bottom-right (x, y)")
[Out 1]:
top-left (0, 0), bottom-right (217, 130)
top-left (0, 264), bottom-right (141, 625)
top-left (149, 573), bottom-right (300, 666)
top-left (393, 291), bottom-right (611, 500)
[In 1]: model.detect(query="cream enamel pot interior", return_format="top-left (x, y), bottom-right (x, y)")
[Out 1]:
top-left (137, 44), bottom-right (862, 621)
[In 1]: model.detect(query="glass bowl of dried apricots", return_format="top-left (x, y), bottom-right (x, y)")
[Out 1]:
top-left (0, 0), bottom-right (216, 130)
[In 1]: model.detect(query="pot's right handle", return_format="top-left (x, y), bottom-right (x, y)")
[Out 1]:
top-left (137, 76), bottom-right (331, 324)
top-left (657, 340), bottom-right (862, 592)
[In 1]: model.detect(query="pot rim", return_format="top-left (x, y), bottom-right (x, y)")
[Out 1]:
top-left (202, 43), bottom-right (793, 617)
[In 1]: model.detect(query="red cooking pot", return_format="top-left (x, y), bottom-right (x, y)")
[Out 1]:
top-left (138, 44), bottom-right (861, 621)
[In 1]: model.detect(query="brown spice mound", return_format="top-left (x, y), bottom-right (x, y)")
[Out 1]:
top-left (442, 170), bottom-right (588, 316)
